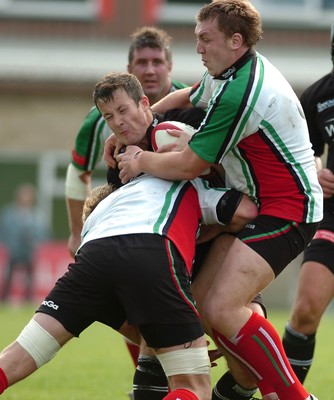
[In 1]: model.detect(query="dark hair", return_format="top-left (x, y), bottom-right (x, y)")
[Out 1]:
top-left (93, 72), bottom-right (144, 108)
top-left (197, 0), bottom-right (263, 47)
top-left (128, 26), bottom-right (173, 64)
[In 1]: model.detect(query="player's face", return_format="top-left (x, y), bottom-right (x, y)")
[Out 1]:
top-left (98, 89), bottom-right (151, 146)
top-left (128, 47), bottom-right (172, 104)
top-left (195, 17), bottom-right (234, 77)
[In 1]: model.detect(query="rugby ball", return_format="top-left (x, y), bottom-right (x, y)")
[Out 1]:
top-left (151, 120), bottom-right (214, 178)
top-left (151, 121), bottom-right (195, 151)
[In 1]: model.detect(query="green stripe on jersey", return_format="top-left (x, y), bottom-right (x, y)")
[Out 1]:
top-left (153, 181), bottom-right (183, 233)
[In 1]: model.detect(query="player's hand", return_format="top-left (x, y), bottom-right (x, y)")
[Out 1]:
top-left (68, 233), bottom-right (81, 258)
top-left (104, 134), bottom-right (118, 169)
top-left (317, 168), bottom-right (334, 198)
top-left (117, 145), bottom-right (143, 184)
top-left (208, 348), bottom-right (223, 367)
top-left (156, 129), bottom-right (191, 153)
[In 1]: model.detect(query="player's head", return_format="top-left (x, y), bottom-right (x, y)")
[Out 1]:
top-left (197, 0), bottom-right (262, 48)
top-left (82, 183), bottom-right (116, 222)
top-left (128, 26), bottom-right (173, 65)
top-left (93, 72), bottom-right (153, 146)
top-left (127, 26), bottom-right (173, 104)
top-left (195, 0), bottom-right (262, 77)
top-left (93, 72), bottom-right (144, 106)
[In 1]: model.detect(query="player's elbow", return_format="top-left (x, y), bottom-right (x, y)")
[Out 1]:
top-left (233, 195), bottom-right (258, 228)
top-left (182, 156), bottom-right (210, 180)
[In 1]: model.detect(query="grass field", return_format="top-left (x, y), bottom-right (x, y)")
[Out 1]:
top-left (0, 304), bottom-right (333, 399)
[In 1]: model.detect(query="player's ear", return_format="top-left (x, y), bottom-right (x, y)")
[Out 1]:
top-left (140, 95), bottom-right (150, 110)
top-left (230, 33), bottom-right (243, 50)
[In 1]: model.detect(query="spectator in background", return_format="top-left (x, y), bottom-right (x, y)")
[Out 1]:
top-left (0, 183), bottom-right (51, 303)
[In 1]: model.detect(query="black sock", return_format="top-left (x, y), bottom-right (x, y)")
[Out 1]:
top-left (133, 355), bottom-right (169, 400)
top-left (212, 371), bottom-right (258, 400)
top-left (282, 322), bottom-right (316, 384)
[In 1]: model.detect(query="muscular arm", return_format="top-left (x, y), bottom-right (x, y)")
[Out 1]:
top-left (223, 193), bottom-right (258, 232)
top-left (66, 198), bottom-right (85, 257)
top-left (65, 165), bottom-right (91, 257)
top-left (198, 188), bottom-right (258, 241)
top-left (118, 145), bottom-right (209, 183)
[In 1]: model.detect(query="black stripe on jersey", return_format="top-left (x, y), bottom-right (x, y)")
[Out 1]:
top-left (205, 56), bottom-right (258, 164)
top-left (237, 143), bottom-right (261, 210)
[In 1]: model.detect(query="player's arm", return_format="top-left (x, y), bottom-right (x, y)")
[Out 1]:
top-left (118, 144), bottom-right (207, 183)
top-left (315, 156), bottom-right (334, 199)
top-left (200, 187), bottom-right (257, 230)
top-left (150, 87), bottom-right (193, 114)
top-left (65, 164), bottom-right (91, 257)
top-left (66, 107), bottom-right (105, 256)
top-left (104, 133), bottom-right (124, 169)
top-left (219, 191), bottom-right (258, 232)
top-left (194, 182), bottom-right (258, 243)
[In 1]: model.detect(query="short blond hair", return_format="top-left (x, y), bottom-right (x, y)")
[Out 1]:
top-left (82, 183), bottom-right (116, 222)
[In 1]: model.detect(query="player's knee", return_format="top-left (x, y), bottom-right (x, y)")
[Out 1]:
top-left (291, 301), bottom-right (321, 330)
top-left (203, 298), bottom-right (231, 328)
top-left (16, 319), bottom-right (61, 368)
top-left (156, 346), bottom-right (210, 377)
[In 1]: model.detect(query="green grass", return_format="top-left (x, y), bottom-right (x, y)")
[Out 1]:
top-left (0, 305), bottom-right (333, 399)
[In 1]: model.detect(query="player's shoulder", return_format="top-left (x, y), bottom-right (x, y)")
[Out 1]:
top-left (86, 105), bottom-right (102, 121)
top-left (79, 106), bottom-right (104, 132)
top-left (300, 72), bottom-right (334, 104)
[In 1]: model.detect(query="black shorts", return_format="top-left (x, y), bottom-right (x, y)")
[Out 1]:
top-left (236, 215), bottom-right (319, 277)
top-left (37, 234), bottom-right (204, 347)
top-left (302, 209), bottom-right (334, 274)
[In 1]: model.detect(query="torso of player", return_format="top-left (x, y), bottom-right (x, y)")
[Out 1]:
top-left (300, 72), bottom-right (334, 211)
top-left (189, 51), bottom-right (323, 223)
top-left (81, 175), bottom-right (201, 272)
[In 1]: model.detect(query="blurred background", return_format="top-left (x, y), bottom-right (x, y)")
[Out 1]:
top-left (0, 0), bottom-right (333, 307)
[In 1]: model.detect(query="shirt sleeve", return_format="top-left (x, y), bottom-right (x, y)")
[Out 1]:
top-left (71, 106), bottom-right (110, 171)
top-left (191, 178), bottom-right (232, 225)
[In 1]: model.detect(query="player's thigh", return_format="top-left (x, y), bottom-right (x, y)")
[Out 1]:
top-left (192, 234), bottom-right (236, 312)
top-left (33, 313), bottom-right (73, 345)
top-left (118, 321), bottom-right (141, 346)
top-left (207, 235), bottom-right (274, 310)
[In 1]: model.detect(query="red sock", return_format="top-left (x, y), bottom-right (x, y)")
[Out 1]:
top-left (163, 388), bottom-right (199, 400)
top-left (0, 368), bottom-right (8, 394)
top-left (124, 339), bottom-right (140, 367)
top-left (212, 312), bottom-right (309, 400)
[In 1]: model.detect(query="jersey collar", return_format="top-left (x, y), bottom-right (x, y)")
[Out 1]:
top-left (214, 48), bottom-right (256, 81)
